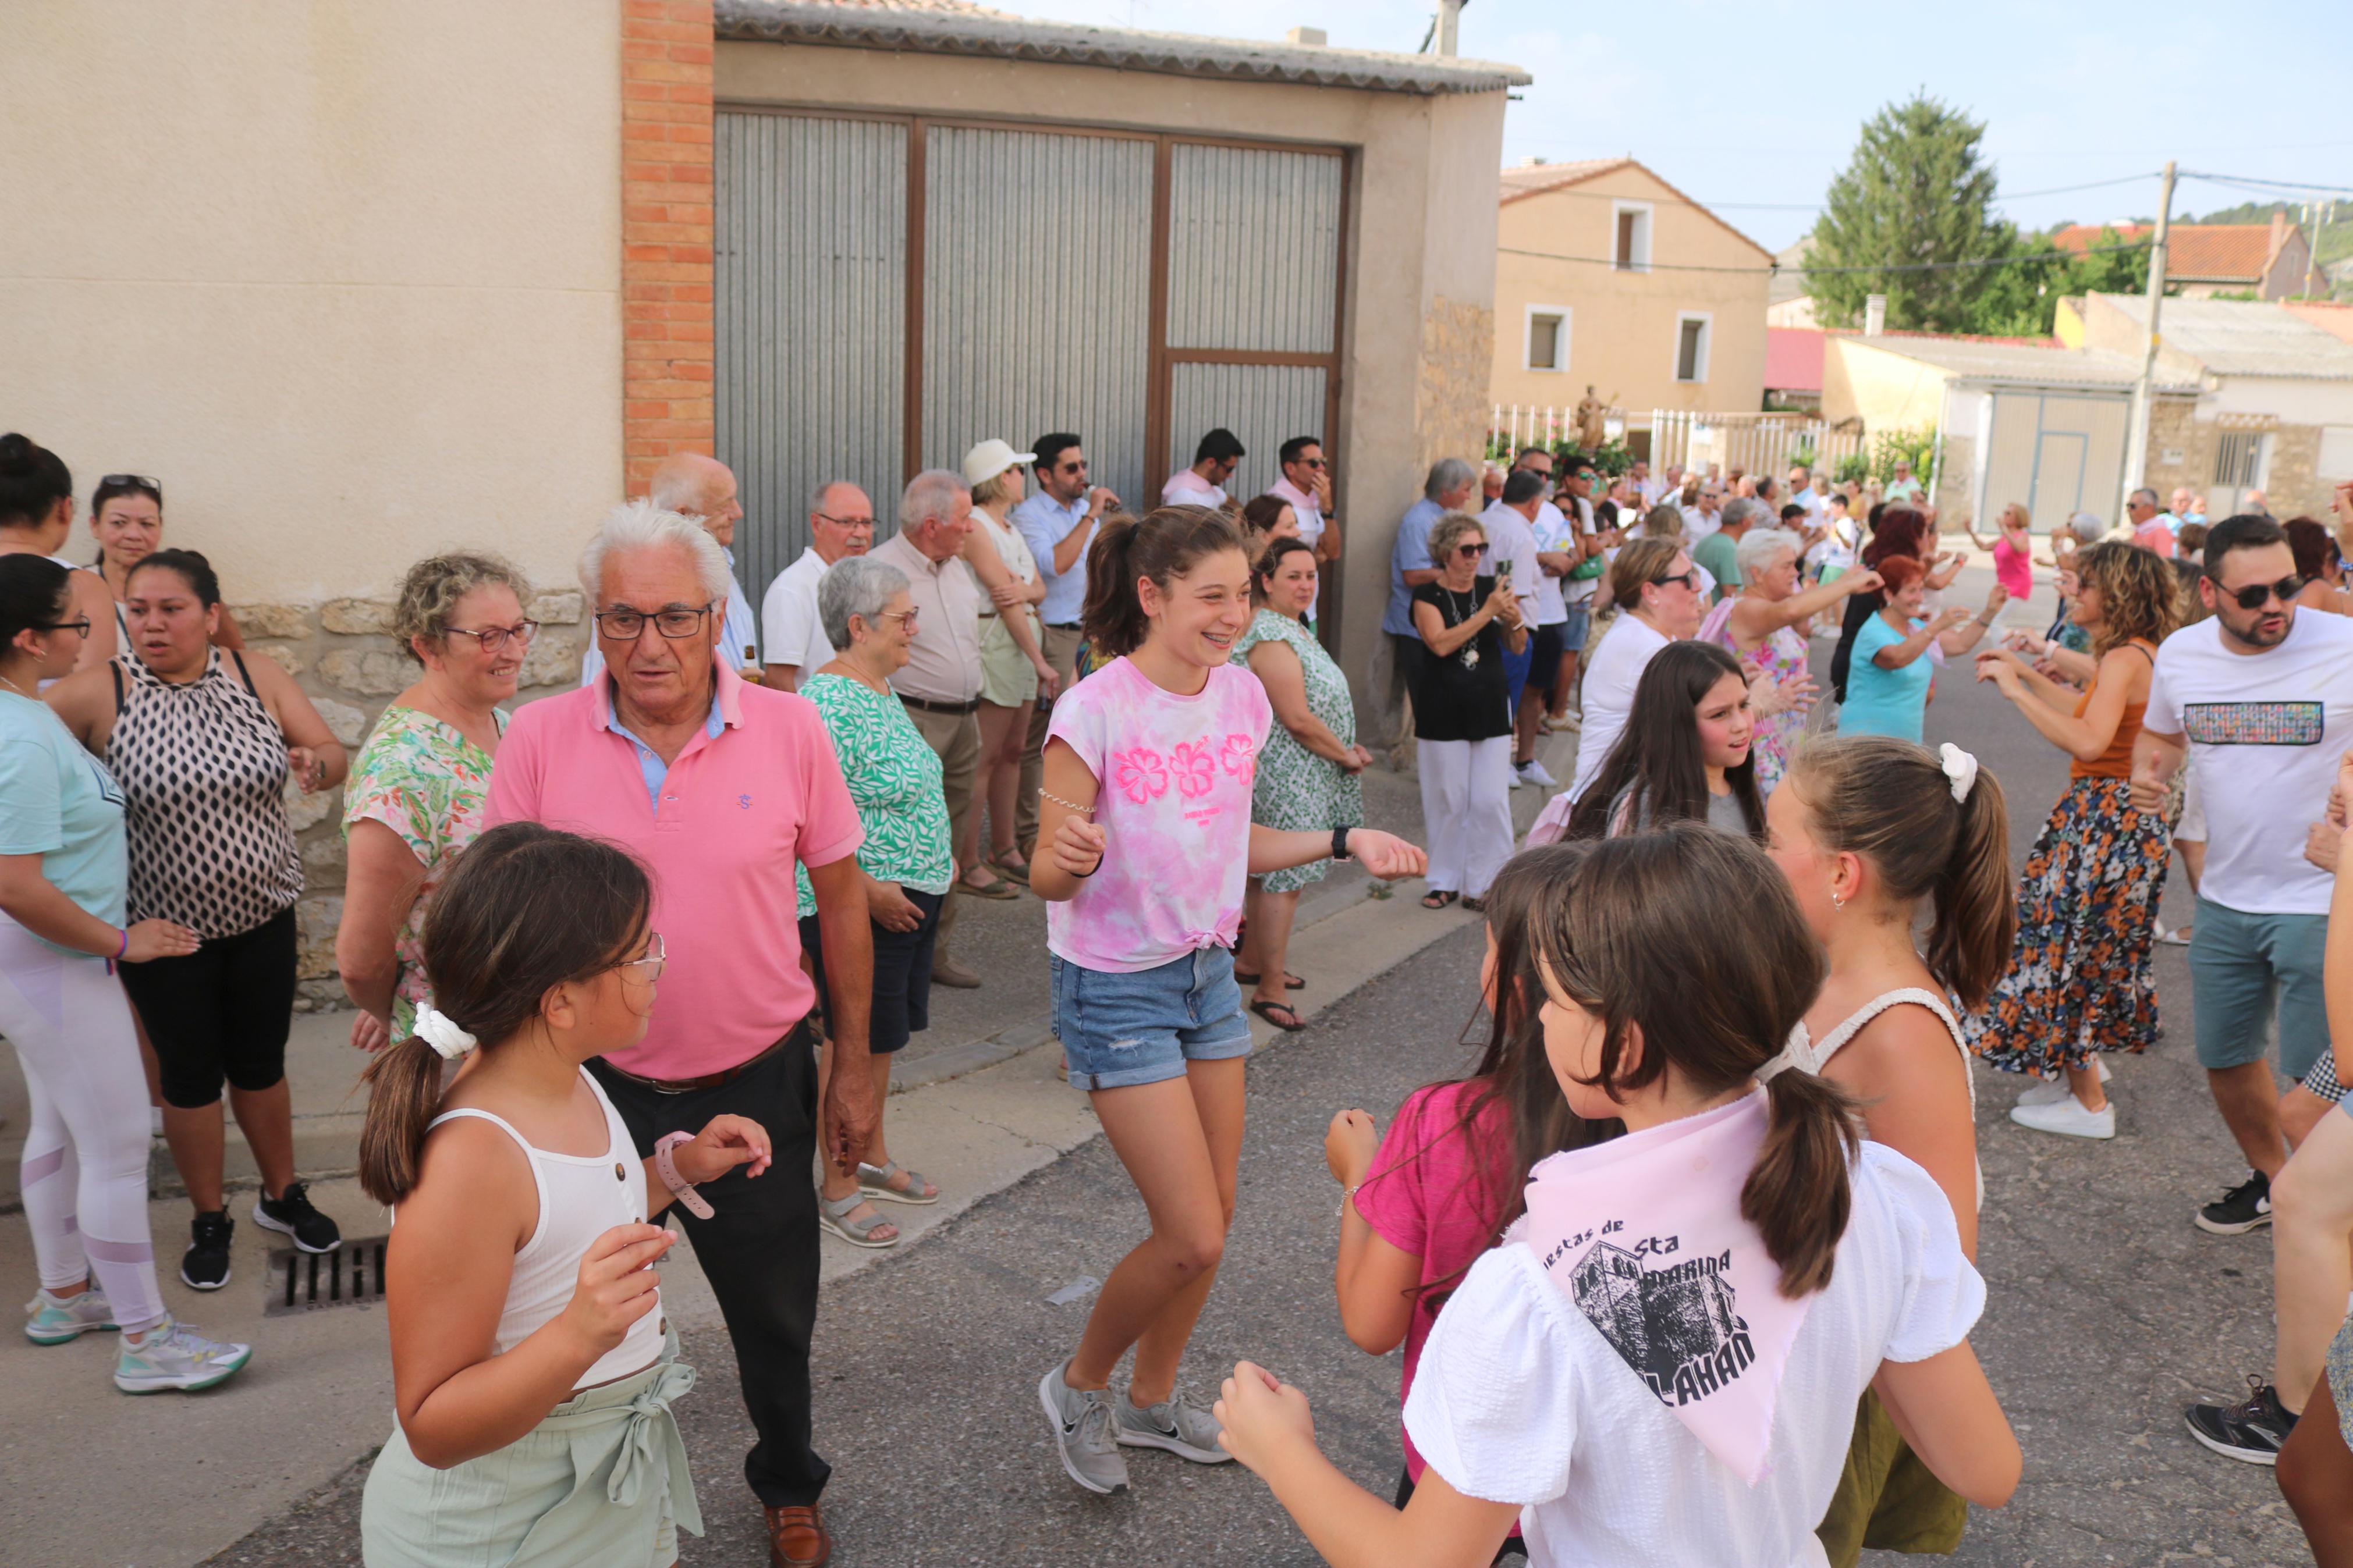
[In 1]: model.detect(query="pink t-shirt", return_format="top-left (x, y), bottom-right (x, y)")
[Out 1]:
top-left (2134, 519), bottom-right (2178, 559)
top-left (1044, 656), bottom-right (1271, 973)
top-left (1353, 1079), bottom-right (1514, 1482)
top-left (484, 663), bottom-right (864, 1080)
top-left (1992, 531), bottom-right (2034, 600)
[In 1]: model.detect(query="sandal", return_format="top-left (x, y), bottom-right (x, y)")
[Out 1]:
top-left (857, 1160), bottom-right (941, 1206)
top-left (1249, 998), bottom-right (1305, 1032)
top-left (956, 869), bottom-right (1019, 901)
top-left (988, 848), bottom-right (1032, 886)
top-left (1461, 897), bottom-right (1488, 913)
top-left (818, 1190), bottom-right (900, 1248)
top-left (1421, 890), bottom-right (1458, 911)
top-left (1233, 969), bottom-right (1305, 991)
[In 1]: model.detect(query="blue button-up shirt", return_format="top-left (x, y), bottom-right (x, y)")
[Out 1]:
top-left (1383, 497), bottom-right (1446, 638)
top-left (1012, 491), bottom-right (1098, 626)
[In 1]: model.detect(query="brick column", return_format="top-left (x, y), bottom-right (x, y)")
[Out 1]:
top-left (621, 0), bottom-right (716, 493)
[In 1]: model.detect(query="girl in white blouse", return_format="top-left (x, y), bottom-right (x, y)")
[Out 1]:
top-left (1214, 826), bottom-right (2020, 1568)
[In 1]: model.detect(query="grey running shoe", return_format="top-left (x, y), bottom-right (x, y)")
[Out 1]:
top-left (1114, 1386), bottom-right (1233, 1464)
top-left (1038, 1363), bottom-right (1130, 1495)
top-left (24, 1285), bottom-right (118, 1345)
top-left (114, 1317), bottom-right (252, 1394)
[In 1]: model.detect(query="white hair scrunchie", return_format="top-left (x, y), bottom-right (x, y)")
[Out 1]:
top-left (1939, 743), bottom-right (1981, 805)
top-left (412, 1005), bottom-right (478, 1062)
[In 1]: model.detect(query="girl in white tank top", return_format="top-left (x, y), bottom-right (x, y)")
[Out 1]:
top-left (353, 823), bottom-right (775, 1568)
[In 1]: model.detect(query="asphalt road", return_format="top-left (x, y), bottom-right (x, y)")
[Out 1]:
top-left (211, 567), bottom-right (2316, 1567)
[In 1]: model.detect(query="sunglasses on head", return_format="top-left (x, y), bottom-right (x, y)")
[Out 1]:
top-left (98, 474), bottom-right (162, 501)
top-left (2214, 574), bottom-right (2304, 611)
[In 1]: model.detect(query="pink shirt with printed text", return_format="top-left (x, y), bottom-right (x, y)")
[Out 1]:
top-left (1045, 656), bottom-right (1271, 973)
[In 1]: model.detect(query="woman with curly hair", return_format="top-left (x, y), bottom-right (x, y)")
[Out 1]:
top-left (1967, 541), bottom-right (2183, 1138)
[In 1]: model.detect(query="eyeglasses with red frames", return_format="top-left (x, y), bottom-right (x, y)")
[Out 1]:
top-left (444, 621), bottom-right (540, 655)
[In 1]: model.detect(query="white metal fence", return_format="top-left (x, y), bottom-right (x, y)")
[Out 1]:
top-left (1489, 404), bottom-right (1867, 481)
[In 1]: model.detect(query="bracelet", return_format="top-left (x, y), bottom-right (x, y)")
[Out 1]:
top-left (1337, 1183), bottom-right (1361, 1218)
top-left (652, 1131), bottom-right (715, 1219)
top-left (113, 927), bottom-right (129, 961)
top-left (1039, 788), bottom-right (1094, 816)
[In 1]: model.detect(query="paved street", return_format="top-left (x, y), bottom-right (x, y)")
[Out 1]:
top-left (201, 559), bottom-right (2316, 1568)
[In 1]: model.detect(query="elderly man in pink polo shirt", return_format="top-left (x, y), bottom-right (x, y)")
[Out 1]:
top-left (485, 498), bottom-right (873, 1568)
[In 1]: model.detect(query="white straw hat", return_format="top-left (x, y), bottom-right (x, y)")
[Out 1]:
top-left (962, 438), bottom-right (1037, 489)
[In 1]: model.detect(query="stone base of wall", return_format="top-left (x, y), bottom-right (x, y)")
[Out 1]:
top-left (233, 591), bottom-right (586, 1004)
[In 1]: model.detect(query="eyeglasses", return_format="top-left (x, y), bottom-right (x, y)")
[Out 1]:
top-left (1055, 460), bottom-right (1088, 475)
top-left (815, 512), bottom-right (875, 531)
top-left (38, 617), bottom-right (93, 638)
top-left (594, 603), bottom-right (717, 640)
top-left (1296, 457), bottom-right (1328, 470)
top-left (1456, 542), bottom-right (1490, 559)
top-left (2215, 574), bottom-right (2304, 611)
top-left (98, 474), bottom-right (162, 499)
top-left (869, 607), bottom-right (920, 631)
top-left (614, 931), bottom-right (666, 984)
top-left (1650, 571), bottom-right (1701, 592)
top-left (444, 620), bottom-right (540, 654)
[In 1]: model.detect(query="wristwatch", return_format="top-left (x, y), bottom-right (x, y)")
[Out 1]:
top-left (652, 1131), bottom-right (715, 1219)
top-left (1331, 826), bottom-right (1354, 863)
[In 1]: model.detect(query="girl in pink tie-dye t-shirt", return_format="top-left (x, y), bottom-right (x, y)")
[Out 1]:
top-left (1025, 507), bottom-right (1427, 1496)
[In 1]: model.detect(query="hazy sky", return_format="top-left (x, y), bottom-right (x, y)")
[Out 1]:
top-left (1007, 0), bottom-right (2353, 253)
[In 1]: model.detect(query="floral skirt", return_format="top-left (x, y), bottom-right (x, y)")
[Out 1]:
top-left (1965, 777), bottom-right (2175, 1078)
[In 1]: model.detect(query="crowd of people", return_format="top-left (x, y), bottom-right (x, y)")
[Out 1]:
top-left (8, 411), bottom-right (2353, 1567)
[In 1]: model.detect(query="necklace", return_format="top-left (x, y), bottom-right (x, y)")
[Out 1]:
top-left (0, 671), bottom-right (31, 699)
top-left (1441, 583), bottom-right (1481, 669)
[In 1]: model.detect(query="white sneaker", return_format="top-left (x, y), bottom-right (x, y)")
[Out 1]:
top-left (113, 1316), bottom-right (253, 1393)
top-left (2155, 922), bottom-right (2192, 947)
top-left (1517, 759), bottom-right (1559, 788)
top-left (2018, 1060), bottom-right (2111, 1106)
top-left (2010, 1095), bottom-right (2116, 1140)
top-left (1507, 766), bottom-right (1528, 790)
top-left (150, 1106), bottom-right (164, 1139)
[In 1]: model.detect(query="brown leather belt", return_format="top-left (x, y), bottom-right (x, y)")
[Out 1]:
top-left (601, 1017), bottom-right (813, 1095)
top-left (898, 693), bottom-right (979, 716)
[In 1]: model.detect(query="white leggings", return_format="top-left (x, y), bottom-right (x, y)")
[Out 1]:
top-left (2, 920), bottom-right (166, 1331)
top-left (1418, 735), bottom-right (1516, 899)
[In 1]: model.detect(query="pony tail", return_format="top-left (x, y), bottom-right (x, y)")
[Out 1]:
top-left (1080, 513), bottom-right (1146, 659)
top-left (1742, 1067), bottom-right (1861, 1298)
top-left (1926, 766), bottom-right (2014, 1011)
top-left (357, 1035), bottom-right (447, 1207)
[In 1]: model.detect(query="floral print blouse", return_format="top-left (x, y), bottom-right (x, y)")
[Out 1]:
top-left (793, 673), bottom-right (954, 918)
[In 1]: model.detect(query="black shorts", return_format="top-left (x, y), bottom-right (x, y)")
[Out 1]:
top-left (1521, 623), bottom-right (1566, 697)
top-left (118, 905), bottom-right (298, 1108)
top-left (798, 887), bottom-right (945, 1055)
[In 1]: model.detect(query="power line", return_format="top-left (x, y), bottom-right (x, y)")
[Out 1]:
top-left (1500, 239), bottom-right (2153, 278)
top-left (2181, 169), bottom-right (2353, 199)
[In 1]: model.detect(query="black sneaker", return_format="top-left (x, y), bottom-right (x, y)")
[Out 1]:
top-left (253, 1181), bottom-right (342, 1254)
top-left (181, 1211), bottom-right (233, 1291)
top-left (2194, 1171), bottom-right (2272, 1235)
top-left (2184, 1377), bottom-right (2297, 1464)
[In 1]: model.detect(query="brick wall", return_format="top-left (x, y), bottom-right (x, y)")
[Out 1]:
top-left (622, 0), bottom-right (717, 492)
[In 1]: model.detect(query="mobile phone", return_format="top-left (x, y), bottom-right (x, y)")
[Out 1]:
top-left (1495, 557), bottom-right (1513, 579)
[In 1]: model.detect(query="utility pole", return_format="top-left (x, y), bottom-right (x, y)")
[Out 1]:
top-left (1435, 0), bottom-right (1463, 56)
top-left (2123, 161), bottom-right (2177, 499)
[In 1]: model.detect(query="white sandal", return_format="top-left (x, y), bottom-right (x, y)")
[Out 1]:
top-left (818, 1190), bottom-right (900, 1248)
top-left (857, 1160), bottom-right (941, 1206)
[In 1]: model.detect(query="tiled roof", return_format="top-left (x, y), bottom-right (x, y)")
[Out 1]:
top-left (2050, 223), bottom-right (2294, 283)
top-left (2092, 294), bottom-right (2353, 381)
top-left (1496, 157), bottom-right (1773, 261)
top-left (718, 1), bottom-right (1532, 95)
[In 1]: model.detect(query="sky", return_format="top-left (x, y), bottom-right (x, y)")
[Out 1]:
top-left (1004, 0), bottom-right (2353, 254)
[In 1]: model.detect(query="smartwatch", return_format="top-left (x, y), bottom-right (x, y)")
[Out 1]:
top-left (1331, 826), bottom-right (1354, 863)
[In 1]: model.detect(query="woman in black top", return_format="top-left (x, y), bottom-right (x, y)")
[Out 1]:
top-left (1409, 510), bottom-right (1525, 910)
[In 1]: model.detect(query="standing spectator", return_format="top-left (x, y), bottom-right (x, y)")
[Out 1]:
top-left (1563, 539), bottom-right (1708, 805)
top-left (1546, 458), bottom-right (1606, 735)
top-left (1477, 472), bottom-right (1546, 781)
top-left (1698, 528), bottom-right (1876, 793)
top-left (582, 452), bottom-right (757, 685)
top-left (1840, 555), bottom-right (2004, 744)
top-left (1683, 482), bottom-right (1725, 544)
top-left (760, 481), bottom-right (875, 694)
top-left (2168, 487), bottom-right (2197, 532)
top-left (1627, 458), bottom-right (1656, 506)
top-left (485, 499), bottom-right (877, 1568)
top-left (83, 475), bottom-right (245, 652)
top-left (1239, 494), bottom-right (1304, 554)
top-left (1694, 495), bottom-right (1761, 605)
top-left (961, 440), bottom-right (1058, 888)
top-left (1411, 511), bottom-right (1525, 909)
top-left (335, 553), bottom-right (533, 1054)
top-left (1162, 428), bottom-right (1243, 508)
top-left (0, 554), bottom-right (245, 1393)
top-left (1789, 463), bottom-right (1827, 522)
top-left (1754, 473), bottom-right (1783, 515)
top-left (871, 471), bottom-right (991, 988)
top-left (798, 557), bottom-right (956, 1248)
top-left (1011, 433), bottom-right (1118, 855)
top-left (2131, 513), bottom-right (2353, 1240)
top-left (1886, 458), bottom-right (1924, 505)
top-left (1489, 470), bottom-right (1565, 787)
top-left (1232, 538), bottom-right (1368, 1030)
top-left (0, 434), bottom-right (115, 673)
top-left (1382, 458), bottom-right (1481, 718)
top-left (2245, 489), bottom-right (2274, 519)
top-left (2285, 516), bottom-right (2350, 615)
top-left (1479, 461), bottom-right (1506, 505)
top-left (48, 550), bottom-right (349, 1288)
top-left (1265, 435), bottom-right (1341, 564)
top-left (2127, 488), bottom-right (2177, 559)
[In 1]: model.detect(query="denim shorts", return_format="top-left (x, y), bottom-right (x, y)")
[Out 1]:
top-left (1050, 947), bottom-right (1254, 1091)
top-left (1560, 603), bottom-right (1591, 656)
top-left (2187, 898), bottom-right (2331, 1079)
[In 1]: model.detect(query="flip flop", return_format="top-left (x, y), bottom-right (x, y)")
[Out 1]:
top-left (1249, 998), bottom-right (1305, 1032)
top-left (956, 870), bottom-right (1019, 901)
top-left (988, 849), bottom-right (1032, 885)
top-left (1233, 969), bottom-right (1305, 991)
top-left (1421, 890), bottom-right (1458, 911)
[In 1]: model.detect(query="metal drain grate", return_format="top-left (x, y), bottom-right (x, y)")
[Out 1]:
top-left (266, 1235), bottom-right (389, 1316)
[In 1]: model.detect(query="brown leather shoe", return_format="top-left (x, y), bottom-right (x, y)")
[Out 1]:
top-left (765, 1502), bottom-right (831, 1567)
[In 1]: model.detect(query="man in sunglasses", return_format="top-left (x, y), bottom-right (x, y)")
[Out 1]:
top-left (2133, 513), bottom-right (2353, 1256)
top-left (1266, 435), bottom-right (1340, 566)
top-left (1011, 433), bottom-right (1118, 856)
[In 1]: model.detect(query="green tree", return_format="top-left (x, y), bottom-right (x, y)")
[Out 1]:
top-left (1964, 226), bottom-right (2149, 336)
top-left (1807, 94), bottom-right (2014, 333)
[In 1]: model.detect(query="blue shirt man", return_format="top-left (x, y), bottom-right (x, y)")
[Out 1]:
top-left (1010, 433), bottom-right (1115, 627)
top-left (1383, 458), bottom-right (1482, 638)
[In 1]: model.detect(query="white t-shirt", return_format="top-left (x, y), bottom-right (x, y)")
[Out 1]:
top-left (1404, 1143), bottom-right (1981, 1568)
top-left (1478, 501), bottom-right (1545, 625)
top-left (1161, 469), bottom-right (1227, 509)
top-left (1683, 506), bottom-right (1723, 547)
top-left (1564, 495), bottom-right (1602, 606)
top-left (1567, 614), bottom-right (1672, 802)
top-left (760, 546), bottom-right (837, 677)
top-left (1525, 500), bottom-right (1574, 627)
top-left (2145, 610), bottom-right (2353, 915)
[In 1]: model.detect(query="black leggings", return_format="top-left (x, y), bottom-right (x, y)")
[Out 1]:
top-left (118, 906), bottom-right (297, 1108)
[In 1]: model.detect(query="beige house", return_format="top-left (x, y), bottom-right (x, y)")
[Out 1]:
top-left (5, 0), bottom-right (1524, 994)
top-left (1491, 157), bottom-right (1771, 435)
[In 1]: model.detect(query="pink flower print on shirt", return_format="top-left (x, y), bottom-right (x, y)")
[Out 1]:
top-left (1172, 739), bottom-right (1218, 800)
top-left (1113, 746), bottom-right (1170, 804)
top-left (1220, 732), bottom-right (1256, 787)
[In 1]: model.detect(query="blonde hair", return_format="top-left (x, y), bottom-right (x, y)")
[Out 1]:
top-left (392, 553), bottom-right (534, 663)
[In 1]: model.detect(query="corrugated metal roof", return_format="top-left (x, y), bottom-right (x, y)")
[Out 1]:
top-left (2050, 222), bottom-right (2294, 283)
top-left (716, 1), bottom-right (1532, 95)
top-left (2093, 294), bottom-right (2353, 381)
top-left (1837, 332), bottom-right (2187, 392)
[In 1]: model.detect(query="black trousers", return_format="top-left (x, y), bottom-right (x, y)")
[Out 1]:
top-left (590, 1028), bottom-right (828, 1507)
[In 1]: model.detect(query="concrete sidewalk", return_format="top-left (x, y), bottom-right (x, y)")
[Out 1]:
top-left (0, 728), bottom-right (1570, 1568)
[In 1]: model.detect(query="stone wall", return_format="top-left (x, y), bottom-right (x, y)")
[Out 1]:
top-left (238, 592), bottom-right (587, 1007)
top-left (2141, 399), bottom-right (2336, 520)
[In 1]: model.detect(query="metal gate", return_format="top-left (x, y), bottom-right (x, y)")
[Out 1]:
top-left (1979, 392), bottom-right (2130, 529)
top-left (716, 109), bottom-right (1348, 630)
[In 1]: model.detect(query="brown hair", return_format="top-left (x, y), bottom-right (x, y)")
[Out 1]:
top-left (1783, 735), bottom-right (2015, 1009)
top-left (1240, 494), bottom-right (1293, 542)
top-left (1607, 537), bottom-right (1684, 610)
top-left (1641, 503), bottom-right (1685, 541)
top-left (2283, 516), bottom-right (2334, 582)
top-left (1250, 536), bottom-right (1316, 603)
top-left (1080, 504), bottom-right (1249, 659)
top-left (2073, 540), bottom-right (2183, 656)
top-left (1529, 826), bottom-right (1858, 1297)
top-left (391, 552), bottom-right (535, 665)
top-left (356, 823), bottom-right (652, 1206)
top-left (1425, 510), bottom-right (1487, 565)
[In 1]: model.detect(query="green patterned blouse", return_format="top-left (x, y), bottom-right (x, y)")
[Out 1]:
top-left (1231, 608), bottom-right (1362, 894)
top-left (794, 673), bottom-right (954, 918)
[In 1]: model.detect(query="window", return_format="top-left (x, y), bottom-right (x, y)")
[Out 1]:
top-left (1674, 312), bottom-right (1712, 383)
top-left (1525, 305), bottom-right (1571, 372)
top-left (1612, 201), bottom-right (1653, 272)
top-left (2213, 431), bottom-right (2267, 488)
